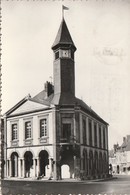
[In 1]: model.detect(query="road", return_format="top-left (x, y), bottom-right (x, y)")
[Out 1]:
top-left (1, 175), bottom-right (130, 195)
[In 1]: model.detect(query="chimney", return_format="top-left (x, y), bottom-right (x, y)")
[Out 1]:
top-left (127, 135), bottom-right (130, 142)
top-left (44, 81), bottom-right (54, 98)
top-left (123, 137), bottom-right (126, 143)
top-left (113, 144), bottom-right (119, 152)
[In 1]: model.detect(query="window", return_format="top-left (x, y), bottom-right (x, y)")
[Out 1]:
top-left (83, 119), bottom-right (86, 144)
top-left (94, 123), bottom-right (97, 147)
top-left (99, 126), bottom-right (102, 148)
top-left (25, 121), bottom-right (32, 139)
top-left (89, 120), bottom-right (92, 146)
top-left (12, 124), bottom-right (18, 140)
top-left (40, 119), bottom-right (47, 137)
top-left (55, 51), bottom-right (59, 60)
top-left (62, 123), bottom-right (71, 142)
top-left (103, 127), bottom-right (106, 149)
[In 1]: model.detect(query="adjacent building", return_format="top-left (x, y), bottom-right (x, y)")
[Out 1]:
top-left (109, 135), bottom-right (130, 174)
top-left (4, 17), bottom-right (109, 180)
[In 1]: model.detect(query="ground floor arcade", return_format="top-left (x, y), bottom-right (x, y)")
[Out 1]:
top-left (6, 150), bottom-right (53, 179)
top-left (80, 148), bottom-right (109, 179)
top-left (5, 146), bottom-right (109, 180)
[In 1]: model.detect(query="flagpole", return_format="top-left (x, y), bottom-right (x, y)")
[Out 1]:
top-left (62, 5), bottom-right (64, 19)
top-left (62, 5), bottom-right (69, 19)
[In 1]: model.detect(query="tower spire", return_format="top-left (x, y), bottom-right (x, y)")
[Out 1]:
top-left (52, 18), bottom-right (76, 51)
top-left (52, 14), bottom-right (76, 104)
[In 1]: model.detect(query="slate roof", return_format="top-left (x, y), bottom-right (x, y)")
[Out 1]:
top-left (32, 90), bottom-right (54, 106)
top-left (52, 18), bottom-right (76, 51)
top-left (51, 92), bottom-right (108, 125)
top-left (5, 88), bottom-right (108, 125)
top-left (75, 98), bottom-right (108, 125)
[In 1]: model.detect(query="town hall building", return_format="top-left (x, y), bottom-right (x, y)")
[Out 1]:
top-left (4, 17), bottom-right (109, 180)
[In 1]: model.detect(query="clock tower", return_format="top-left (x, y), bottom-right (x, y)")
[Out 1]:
top-left (52, 18), bottom-right (77, 105)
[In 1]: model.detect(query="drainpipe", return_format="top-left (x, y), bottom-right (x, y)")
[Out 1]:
top-left (52, 106), bottom-right (57, 180)
top-left (0, 2), bottom-right (2, 193)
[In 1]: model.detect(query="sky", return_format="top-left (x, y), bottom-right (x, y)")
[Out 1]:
top-left (1, 0), bottom-right (130, 149)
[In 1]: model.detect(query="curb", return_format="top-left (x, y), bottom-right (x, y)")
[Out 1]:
top-left (91, 176), bottom-right (118, 182)
top-left (2, 177), bottom-right (118, 183)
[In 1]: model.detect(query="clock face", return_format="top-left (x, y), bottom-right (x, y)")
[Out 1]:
top-left (62, 50), bottom-right (69, 58)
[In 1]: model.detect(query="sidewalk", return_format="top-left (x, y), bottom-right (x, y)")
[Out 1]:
top-left (4, 176), bottom-right (117, 183)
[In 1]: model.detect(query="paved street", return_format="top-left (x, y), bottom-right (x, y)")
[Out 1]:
top-left (1, 175), bottom-right (130, 195)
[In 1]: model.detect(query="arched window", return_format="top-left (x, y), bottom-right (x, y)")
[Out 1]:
top-left (89, 150), bottom-right (93, 175)
top-left (39, 150), bottom-right (49, 177)
top-left (24, 151), bottom-right (33, 178)
top-left (99, 152), bottom-right (103, 174)
top-left (11, 152), bottom-right (19, 177)
top-left (94, 151), bottom-right (98, 174)
top-left (85, 150), bottom-right (88, 175)
top-left (83, 150), bottom-right (86, 171)
top-left (83, 149), bottom-right (88, 177)
top-left (103, 153), bottom-right (107, 173)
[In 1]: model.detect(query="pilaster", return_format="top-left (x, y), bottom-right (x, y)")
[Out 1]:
top-left (9, 158), bottom-right (11, 177)
top-left (18, 159), bottom-right (21, 178)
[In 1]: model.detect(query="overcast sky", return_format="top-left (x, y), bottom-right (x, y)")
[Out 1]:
top-left (1, 0), bottom-right (130, 149)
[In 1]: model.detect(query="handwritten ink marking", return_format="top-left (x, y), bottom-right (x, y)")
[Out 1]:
top-left (94, 47), bottom-right (125, 57)
top-left (93, 46), bottom-right (125, 65)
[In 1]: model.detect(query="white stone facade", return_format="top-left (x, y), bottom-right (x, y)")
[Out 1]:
top-left (4, 17), bottom-right (109, 180)
top-left (4, 100), bottom-right (55, 179)
top-left (4, 100), bottom-right (109, 180)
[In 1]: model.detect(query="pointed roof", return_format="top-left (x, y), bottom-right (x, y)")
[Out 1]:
top-left (52, 18), bottom-right (76, 51)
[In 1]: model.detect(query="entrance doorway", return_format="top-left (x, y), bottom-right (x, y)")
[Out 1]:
top-left (61, 165), bottom-right (70, 179)
top-left (11, 152), bottom-right (18, 177)
top-left (39, 150), bottom-right (49, 177)
top-left (60, 147), bottom-right (74, 179)
top-left (24, 151), bottom-right (33, 177)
